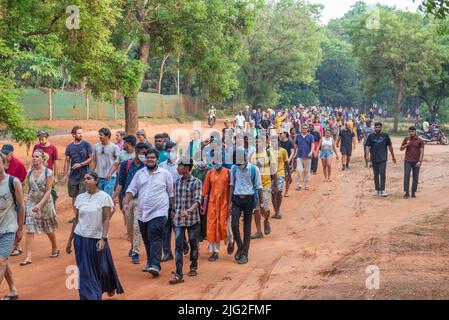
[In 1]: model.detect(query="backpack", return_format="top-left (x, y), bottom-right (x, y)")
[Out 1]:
top-left (232, 164), bottom-right (259, 208)
top-left (8, 175), bottom-right (19, 212)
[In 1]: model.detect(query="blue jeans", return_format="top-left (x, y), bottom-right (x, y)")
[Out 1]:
top-left (138, 216), bottom-right (167, 271)
top-left (98, 177), bottom-right (116, 196)
top-left (174, 224), bottom-right (199, 276)
top-left (163, 209), bottom-right (189, 256)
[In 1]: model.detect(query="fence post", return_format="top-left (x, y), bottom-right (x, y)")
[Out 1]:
top-left (86, 92), bottom-right (90, 120)
top-left (49, 89), bottom-right (53, 120)
top-left (114, 90), bottom-right (117, 120)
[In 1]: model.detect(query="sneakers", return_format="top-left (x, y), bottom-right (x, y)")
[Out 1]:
top-left (403, 193), bottom-right (410, 199)
top-left (142, 262), bottom-right (151, 272)
top-left (238, 255), bottom-right (248, 264)
top-left (131, 254), bottom-right (140, 264)
top-left (372, 191), bottom-right (380, 196)
top-left (208, 252), bottom-right (219, 261)
top-left (250, 232), bottom-right (263, 239)
top-left (264, 222), bottom-right (271, 235)
top-left (234, 250), bottom-right (242, 262)
top-left (148, 267), bottom-right (160, 277)
top-left (380, 190), bottom-right (388, 197)
top-left (161, 253), bottom-right (174, 262)
top-left (411, 193), bottom-right (416, 198)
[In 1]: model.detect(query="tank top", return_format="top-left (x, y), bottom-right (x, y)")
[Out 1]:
top-left (322, 137), bottom-right (333, 148)
top-left (0, 175), bottom-right (19, 234)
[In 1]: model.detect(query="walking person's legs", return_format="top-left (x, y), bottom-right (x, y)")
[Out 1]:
top-left (252, 206), bottom-right (263, 238)
top-left (321, 159), bottom-right (328, 181)
top-left (296, 158), bottom-right (304, 190)
top-left (46, 232), bottom-right (58, 256)
top-left (187, 224), bottom-right (200, 275)
top-left (173, 226), bottom-right (185, 278)
top-left (303, 158), bottom-right (311, 189)
top-left (372, 162), bottom-right (380, 194)
top-left (231, 197), bottom-right (243, 260)
top-left (403, 161), bottom-right (412, 197)
top-left (162, 208), bottom-right (173, 260)
top-left (0, 232), bottom-right (18, 299)
top-left (21, 233), bottom-right (34, 264)
top-left (240, 197), bottom-right (254, 263)
top-left (138, 220), bottom-right (151, 271)
top-left (411, 163), bottom-right (420, 197)
top-left (130, 200), bottom-right (142, 263)
top-left (147, 216), bottom-right (166, 276)
top-left (379, 161), bottom-right (387, 194)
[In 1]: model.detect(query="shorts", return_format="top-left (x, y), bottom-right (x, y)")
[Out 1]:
top-left (272, 176), bottom-right (285, 192)
top-left (0, 232), bottom-right (16, 258)
top-left (320, 149), bottom-right (334, 159)
top-left (255, 188), bottom-right (271, 211)
top-left (98, 177), bottom-right (116, 197)
top-left (340, 144), bottom-right (352, 156)
top-left (68, 177), bottom-right (86, 198)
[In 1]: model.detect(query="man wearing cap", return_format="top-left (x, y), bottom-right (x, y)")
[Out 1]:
top-left (2, 145), bottom-right (27, 183)
top-left (33, 130), bottom-right (59, 183)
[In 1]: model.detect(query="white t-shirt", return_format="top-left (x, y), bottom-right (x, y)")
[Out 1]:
top-left (235, 115), bottom-right (245, 127)
top-left (74, 191), bottom-right (114, 239)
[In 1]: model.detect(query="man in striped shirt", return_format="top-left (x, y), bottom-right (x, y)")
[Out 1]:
top-left (169, 156), bottom-right (202, 285)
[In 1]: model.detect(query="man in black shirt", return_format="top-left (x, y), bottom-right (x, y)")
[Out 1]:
top-left (336, 123), bottom-right (356, 170)
top-left (365, 122), bottom-right (396, 197)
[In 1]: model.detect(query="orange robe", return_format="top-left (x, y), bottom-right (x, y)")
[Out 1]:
top-left (202, 168), bottom-right (230, 243)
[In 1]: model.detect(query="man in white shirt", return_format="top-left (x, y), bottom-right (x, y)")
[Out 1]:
top-left (124, 149), bottom-right (174, 276)
top-left (235, 111), bottom-right (245, 133)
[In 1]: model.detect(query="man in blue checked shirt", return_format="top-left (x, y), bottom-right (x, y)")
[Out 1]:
top-left (169, 156), bottom-right (202, 285)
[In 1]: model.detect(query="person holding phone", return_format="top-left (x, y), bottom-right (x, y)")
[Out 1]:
top-left (66, 171), bottom-right (123, 300)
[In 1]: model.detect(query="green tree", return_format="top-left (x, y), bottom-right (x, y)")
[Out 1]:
top-left (239, 0), bottom-right (323, 107)
top-left (350, 9), bottom-right (441, 131)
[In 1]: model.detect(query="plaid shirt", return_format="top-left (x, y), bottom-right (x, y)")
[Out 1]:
top-left (173, 175), bottom-right (202, 227)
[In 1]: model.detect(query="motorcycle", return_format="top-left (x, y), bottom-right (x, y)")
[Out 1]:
top-left (208, 113), bottom-right (216, 128)
top-left (417, 125), bottom-right (448, 145)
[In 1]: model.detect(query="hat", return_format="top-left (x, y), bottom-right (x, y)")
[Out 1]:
top-left (1, 144), bottom-right (14, 154)
top-left (37, 130), bottom-right (49, 138)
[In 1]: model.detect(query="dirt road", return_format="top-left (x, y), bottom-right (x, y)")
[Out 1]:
top-left (3, 119), bottom-right (449, 299)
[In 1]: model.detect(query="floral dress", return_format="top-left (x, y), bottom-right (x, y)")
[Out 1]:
top-left (25, 168), bottom-right (58, 234)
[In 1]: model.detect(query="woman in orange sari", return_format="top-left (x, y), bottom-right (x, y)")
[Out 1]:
top-left (202, 161), bottom-right (230, 261)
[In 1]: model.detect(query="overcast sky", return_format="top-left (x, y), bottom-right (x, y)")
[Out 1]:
top-left (308, 0), bottom-right (422, 24)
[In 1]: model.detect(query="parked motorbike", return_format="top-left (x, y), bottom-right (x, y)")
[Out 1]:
top-left (417, 125), bottom-right (448, 145)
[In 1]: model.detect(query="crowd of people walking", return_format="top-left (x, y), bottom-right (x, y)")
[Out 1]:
top-left (0, 104), bottom-right (428, 300)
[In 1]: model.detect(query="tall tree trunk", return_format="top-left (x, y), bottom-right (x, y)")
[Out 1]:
top-left (124, 94), bottom-right (138, 135)
top-left (124, 39), bottom-right (150, 135)
top-left (158, 54), bottom-right (169, 94)
top-left (394, 79), bottom-right (403, 133)
top-left (183, 72), bottom-right (192, 96)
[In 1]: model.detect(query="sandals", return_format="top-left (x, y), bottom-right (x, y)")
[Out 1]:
top-left (49, 249), bottom-right (60, 258)
top-left (187, 268), bottom-right (198, 277)
top-left (10, 248), bottom-right (22, 256)
top-left (19, 260), bottom-right (32, 266)
top-left (169, 272), bottom-right (185, 285)
top-left (208, 253), bottom-right (219, 262)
